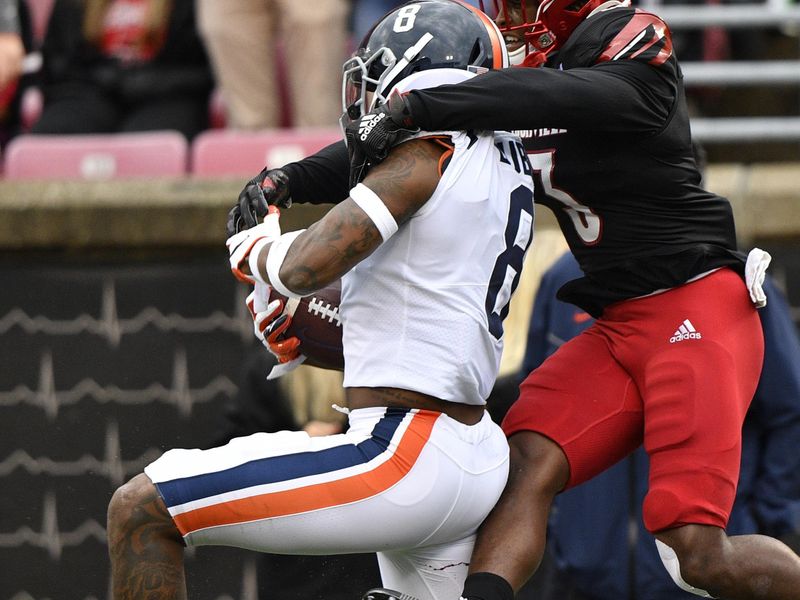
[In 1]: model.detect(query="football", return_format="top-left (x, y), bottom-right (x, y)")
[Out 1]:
top-left (270, 280), bottom-right (344, 370)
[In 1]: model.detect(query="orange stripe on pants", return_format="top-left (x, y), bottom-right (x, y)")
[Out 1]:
top-left (174, 411), bottom-right (439, 536)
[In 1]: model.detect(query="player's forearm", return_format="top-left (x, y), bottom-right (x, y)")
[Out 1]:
top-left (248, 197), bottom-right (384, 297)
top-left (406, 64), bottom-right (672, 134)
top-left (279, 200), bottom-right (384, 294)
top-left (281, 141), bottom-right (350, 204)
top-left (256, 139), bottom-right (440, 296)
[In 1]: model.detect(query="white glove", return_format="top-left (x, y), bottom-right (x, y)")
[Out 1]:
top-left (245, 281), bottom-right (278, 343)
top-left (245, 282), bottom-right (306, 379)
top-left (744, 247), bottom-right (771, 308)
top-left (226, 206), bottom-right (281, 284)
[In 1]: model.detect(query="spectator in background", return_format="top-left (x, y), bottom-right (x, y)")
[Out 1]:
top-left (31, 0), bottom-right (213, 140)
top-left (0, 0), bottom-right (25, 88)
top-left (350, 0), bottom-right (398, 44)
top-left (213, 351), bottom-right (382, 600)
top-left (516, 251), bottom-right (800, 600)
top-left (0, 0), bottom-right (31, 146)
top-left (350, 0), bottom-right (489, 43)
top-left (196, 0), bottom-right (349, 129)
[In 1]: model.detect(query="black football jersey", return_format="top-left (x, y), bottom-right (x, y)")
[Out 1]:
top-left (404, 7), bottom-right (745, 316)
top-left (282, 7), bottom-right (745, 316)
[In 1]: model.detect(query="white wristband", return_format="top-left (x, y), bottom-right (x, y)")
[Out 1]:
top-left (248, 237), bottom-right (272, 286)
top-left (265, 230), bottom-right (306, 299)
top-left (349, 183), bottom-right (398, 242)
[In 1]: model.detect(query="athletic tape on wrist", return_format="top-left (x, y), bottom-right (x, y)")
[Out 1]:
top-left (349, 183), bottom-right (398, 242)
top-left (265, 230), bottom-right (306, 299)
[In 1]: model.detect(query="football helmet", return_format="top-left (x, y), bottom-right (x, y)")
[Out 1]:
top-left (342, 0), bottom-right (508, 122)
top-left (486, 0), bottom-right (630, 61)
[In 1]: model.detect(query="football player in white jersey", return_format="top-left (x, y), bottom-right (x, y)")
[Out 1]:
top-left (107, 2), bottom-right (535, 599)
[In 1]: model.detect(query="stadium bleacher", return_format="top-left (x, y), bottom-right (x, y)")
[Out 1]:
top-left (190, 127), bottom-right (341, 177)
top-left (4, 131), bottom-right (189, 180)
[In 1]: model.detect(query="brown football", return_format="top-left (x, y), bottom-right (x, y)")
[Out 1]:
top-left (270, 280), bottom-right (344, 370)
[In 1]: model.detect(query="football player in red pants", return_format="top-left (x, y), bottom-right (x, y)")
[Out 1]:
top-left (232, 1), bottom-right (800, 599)
top-left (346, 1), bottom-right (800, 598)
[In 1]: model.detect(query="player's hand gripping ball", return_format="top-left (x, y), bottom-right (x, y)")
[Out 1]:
top-left (247, 290), bottom-right (301, 364)
top-left (267, 280), bottom-right (344, 370)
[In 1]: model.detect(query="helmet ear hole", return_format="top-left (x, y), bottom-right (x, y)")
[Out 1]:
top-left (468, 39), bottom-right (488, 68)
top-left (346, 103), bottom-right (360, 120)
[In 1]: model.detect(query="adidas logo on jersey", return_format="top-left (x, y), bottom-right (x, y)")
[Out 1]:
top-left (669, 319), bottom-right (702, 343)
top-left (359, 113), bottom-right (386, 141)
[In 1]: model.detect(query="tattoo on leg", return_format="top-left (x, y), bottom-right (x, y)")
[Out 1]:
top-left (110, 486), bottom-right (186, 600)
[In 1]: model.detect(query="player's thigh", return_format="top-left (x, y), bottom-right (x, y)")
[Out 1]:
top-left (503, 328), bottom-right (644, 489)
top-left (642, 342), bottom-right (749, 531)
top-left (144, 408), bottom-right (508, 554)
top-left (639, 272), bottom-right (764, 532)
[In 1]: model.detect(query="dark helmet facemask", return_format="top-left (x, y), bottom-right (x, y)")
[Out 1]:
top-left (342, 32), bottom-right (435, 124)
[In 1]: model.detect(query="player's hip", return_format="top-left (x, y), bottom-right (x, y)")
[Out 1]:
top-left (347, 386), bottom-right (486, 425)
top-left (593, 267), bottom-right (763, 368)
top-left (145, 406), bottom-right (507, 550)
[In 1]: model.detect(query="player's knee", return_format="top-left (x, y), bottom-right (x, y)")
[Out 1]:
top-left (107, 473), bottom-right (168, 536)
top-left (656, 536), bottom-right (729, 598)
top-left (507, 431), bottom-right (569, 495)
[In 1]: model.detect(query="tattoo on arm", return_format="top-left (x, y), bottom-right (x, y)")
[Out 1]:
top-left (366, 140), bottom-right (442, 225)
top-left (280, 139), bottom-right (445, 294)
top-left (286, 206), bottom-right (382, 293)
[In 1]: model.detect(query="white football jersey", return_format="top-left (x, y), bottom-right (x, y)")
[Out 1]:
top-left (341, 128), bottom-right (535, 405)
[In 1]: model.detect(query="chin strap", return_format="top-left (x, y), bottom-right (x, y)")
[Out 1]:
top-left (521, 51), bottom-right (547, 68)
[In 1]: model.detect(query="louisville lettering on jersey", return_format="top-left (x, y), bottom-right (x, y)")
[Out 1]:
top-left (512, 128), bottom-right (567, 139)
top-left (597, 11), bottom-right (673, 66)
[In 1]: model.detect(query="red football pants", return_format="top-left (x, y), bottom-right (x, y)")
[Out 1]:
top-left (503, 268), bottom-right (764, 532)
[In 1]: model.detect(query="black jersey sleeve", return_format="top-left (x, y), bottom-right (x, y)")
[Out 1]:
top-left (281, 140), bottom-right (350, 205)
top-left (406, 60), bottom-right (675, 135)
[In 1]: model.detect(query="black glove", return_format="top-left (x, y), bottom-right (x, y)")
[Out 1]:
top-left (226, 168), bottom-right (292, 236)
top-left (344, 91), bottom-right (420, 187)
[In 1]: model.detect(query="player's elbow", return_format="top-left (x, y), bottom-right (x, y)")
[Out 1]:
top-left (276, 231), bottom-right (357, 296)
top-left (278, 262), bottom-right (327, 297)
